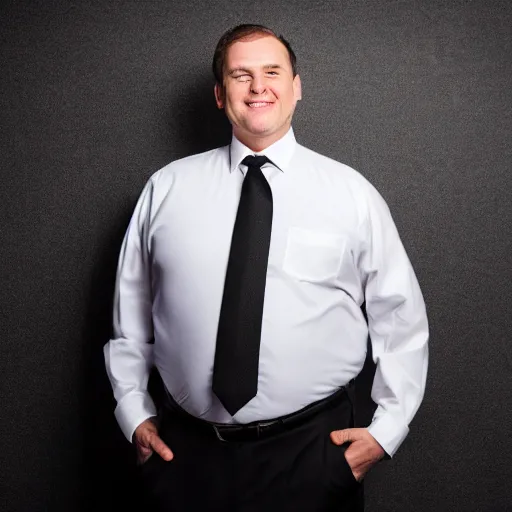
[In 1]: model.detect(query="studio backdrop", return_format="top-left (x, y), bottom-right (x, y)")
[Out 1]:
top-left (1, 1), bottom-right (511, 511)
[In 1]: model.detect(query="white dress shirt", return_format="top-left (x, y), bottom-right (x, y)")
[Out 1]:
top-left (104, 128), bottom-right (429, 457)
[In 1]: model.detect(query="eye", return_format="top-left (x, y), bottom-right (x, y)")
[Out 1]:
top-left (267, 71), bottom-right (278, 76)
top-left (235, 75), bottom-right (251, 82)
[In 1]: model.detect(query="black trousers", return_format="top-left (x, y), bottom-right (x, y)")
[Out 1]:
top-left (138, 388), bottom-right (364, 511)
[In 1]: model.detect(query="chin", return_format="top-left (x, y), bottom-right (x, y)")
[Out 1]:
top-left (245, 124), bottom-right (272, 136)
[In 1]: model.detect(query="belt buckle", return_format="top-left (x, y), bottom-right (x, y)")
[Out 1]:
top-left (212, 420), bottom-right (277, 442)
top-left (212, 424), bottom-right (228, 442)
top-left (256, 419), bottom-right (278, 438)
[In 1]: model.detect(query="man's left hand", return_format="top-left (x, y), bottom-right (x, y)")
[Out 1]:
top-left (330, 428), bottom-right (385, 482)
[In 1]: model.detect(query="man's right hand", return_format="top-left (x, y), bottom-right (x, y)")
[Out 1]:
top-left (133, 417), bottom-right (174, 465)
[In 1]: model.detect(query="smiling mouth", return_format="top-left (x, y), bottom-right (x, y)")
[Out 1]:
top-left (247, 102), bottom-right (274, 108)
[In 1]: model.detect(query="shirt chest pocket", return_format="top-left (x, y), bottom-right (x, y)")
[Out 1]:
top-left (282, 227), bottom-right (345, 283)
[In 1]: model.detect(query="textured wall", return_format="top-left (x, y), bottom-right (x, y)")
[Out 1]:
top-left (1, 1), bottom-right (511, 511)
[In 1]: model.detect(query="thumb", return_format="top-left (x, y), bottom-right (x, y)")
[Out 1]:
top-left (330, 428), bottom-right (359, 446)
top-left (138, 444), bottom-right (153, 456)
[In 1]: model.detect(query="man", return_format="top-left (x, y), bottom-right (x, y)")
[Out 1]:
top-left (104, 24), bottom-right (429, 511)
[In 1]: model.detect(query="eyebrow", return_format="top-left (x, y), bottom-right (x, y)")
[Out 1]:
top-left (227, 64), bottom-right (284, 76)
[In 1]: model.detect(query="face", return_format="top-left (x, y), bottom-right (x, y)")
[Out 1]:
top-left (214, 35), bottom-right (302, 151)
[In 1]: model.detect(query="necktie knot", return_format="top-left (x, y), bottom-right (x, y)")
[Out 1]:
top-left (241, 155), bottom-right (270, 169)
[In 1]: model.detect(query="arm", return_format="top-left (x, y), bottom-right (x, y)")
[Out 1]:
top-left (103, 177), bottom-right (157, 443)
top-left (361, 183), bottom-right (429, 458)
top-left (331, 181), bottom-right (429, 478)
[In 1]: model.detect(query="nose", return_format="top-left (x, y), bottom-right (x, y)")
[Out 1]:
top-left (250, 76), bottom-right (266, 95)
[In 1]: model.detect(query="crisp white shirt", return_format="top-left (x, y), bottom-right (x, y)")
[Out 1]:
top-left (104, 127), bottom-right (428, 457)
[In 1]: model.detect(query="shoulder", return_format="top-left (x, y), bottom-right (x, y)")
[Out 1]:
top-left (135, 146), bottom-right (229, 216)
top-left (149, 145), bottom-right (230, 187)
top-left (295, 144), bottom-right (393, 228)
top-left (295, 143), bottom-right (380, 197)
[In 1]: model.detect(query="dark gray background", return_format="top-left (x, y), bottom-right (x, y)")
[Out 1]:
top-left (1, 1), bottom-right (511, 511)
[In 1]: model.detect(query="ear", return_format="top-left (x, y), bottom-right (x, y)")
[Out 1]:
top-left (293, 74), bottom-right (302, 102)
top-left (214, 83), bottom-right (225, 109)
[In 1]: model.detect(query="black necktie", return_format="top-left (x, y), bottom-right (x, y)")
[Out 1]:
top-left (212, 155), bottom-right (273, 415)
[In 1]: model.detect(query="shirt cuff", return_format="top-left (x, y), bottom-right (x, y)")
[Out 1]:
top-left (114, 391), bottom-right (157, 443)
top-left (366, 410), bottom-right (409, 458)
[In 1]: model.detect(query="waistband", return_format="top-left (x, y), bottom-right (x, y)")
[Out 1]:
top-left (162, 380), bottom-right (354, 443)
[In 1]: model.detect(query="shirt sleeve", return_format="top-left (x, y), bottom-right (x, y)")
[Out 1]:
top-left (103, 176), bottom-right (157, 443)
top-left (359, 181), bottom-right (429, 457)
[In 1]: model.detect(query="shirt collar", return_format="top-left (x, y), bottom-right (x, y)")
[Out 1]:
top-left (229, 127), bottom-right (297, 174)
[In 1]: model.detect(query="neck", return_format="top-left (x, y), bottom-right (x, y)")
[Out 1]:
top-left (234, 126), bottom-right (290, 153)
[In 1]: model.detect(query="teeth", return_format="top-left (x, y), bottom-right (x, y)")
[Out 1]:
top-left (248, 102), bottom-right (271, 107)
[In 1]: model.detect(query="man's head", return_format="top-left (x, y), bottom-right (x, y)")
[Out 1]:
top-left (213, 24), bottom-right (302, 151)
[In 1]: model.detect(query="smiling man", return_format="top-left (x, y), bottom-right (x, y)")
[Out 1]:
top-left (214, 34), bottom-right (302, 151)
top-left (104, 24), bottom-right (429, 511)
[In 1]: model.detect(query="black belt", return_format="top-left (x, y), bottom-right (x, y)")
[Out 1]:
top-left (162, 380), bottom-right (354, 442)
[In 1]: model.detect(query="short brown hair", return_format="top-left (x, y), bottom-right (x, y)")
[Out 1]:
top-left (212, 24), bottom-right (298, 84)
